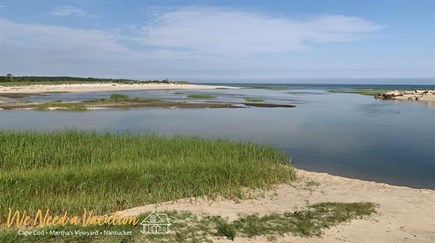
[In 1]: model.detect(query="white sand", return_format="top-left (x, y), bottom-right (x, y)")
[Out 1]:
top-left (0, 83), bottom-right (236, 94)
top-left (120, 169), bottom-right (435, 242)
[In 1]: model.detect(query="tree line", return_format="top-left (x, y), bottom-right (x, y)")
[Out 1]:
top-left (0, 76), bottom-right (189, 84)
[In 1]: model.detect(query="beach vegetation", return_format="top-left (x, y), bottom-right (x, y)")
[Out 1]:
top-left (109, 93), bottom-right (129, 100)
top-left (0, 202), bottom-right (376, 242)
top-left (244, 97), bottom-right (264, 102)
top-left (83, 94), bottom-right (161, 103)
top-left (0, 130), bottom-right (294, 218)
top-left (187, 94), bottom-right (217, 99)
top-left (0, 76), bottom-right (190, 86)
top-left (250, 86), bottom-right (289, 91)
top-left (328, 89), bottom-right (382, 96)
top-left (34, 102), bottom-right (88, 111)
top-left (244, 103), bottom-right (295, 108)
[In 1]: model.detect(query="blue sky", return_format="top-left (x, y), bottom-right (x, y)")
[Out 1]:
top-left (0, 0), bottom-right (434, 83)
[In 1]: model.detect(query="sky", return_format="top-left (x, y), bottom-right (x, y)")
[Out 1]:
top-left (0, 0), bottom-right (434, 83)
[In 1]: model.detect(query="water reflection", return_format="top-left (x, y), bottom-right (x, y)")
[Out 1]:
top-left (1, 89), bottom-right (434, 189)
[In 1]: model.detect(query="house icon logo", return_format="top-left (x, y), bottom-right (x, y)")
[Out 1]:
top-left (140, 211), bottom-right (171, 235)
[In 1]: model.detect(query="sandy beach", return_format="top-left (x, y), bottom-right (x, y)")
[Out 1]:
top-left (0, 83), bottom-right (236, 94)
top-left (120, 169), bottom-right (435, 242)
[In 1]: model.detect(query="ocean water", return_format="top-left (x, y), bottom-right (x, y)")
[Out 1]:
top-left (1, 84), bottom-right (434, 189)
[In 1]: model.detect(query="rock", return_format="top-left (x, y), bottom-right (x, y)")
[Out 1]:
top-left (415, 90), bottom-right (428, 94)
top-left (385, 90), bottom-right (403, 97)
top-left (376, 94), bottom-right (387, 100)
top-left (393, 90), bottom-right (403, 96)
top-left (378, 89), bottom-right (434, 103)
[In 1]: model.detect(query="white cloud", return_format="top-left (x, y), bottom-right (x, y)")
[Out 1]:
top-left (139, 7), bottom-right (383, 55)
top-left (4, 8), bottom-right (419, 79)
top-left (0, 18), bottom-right (133, 76)
top-left (50, 5), bottom-right (96, 18)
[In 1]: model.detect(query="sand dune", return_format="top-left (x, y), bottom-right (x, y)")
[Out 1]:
top-left (0, 83), bottom-right (236, 94)
top-left (121, 169), bottom-right (435, 242)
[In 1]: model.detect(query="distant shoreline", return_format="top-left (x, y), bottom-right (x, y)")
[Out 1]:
top-left (0, 83), bottom-right (237, 94)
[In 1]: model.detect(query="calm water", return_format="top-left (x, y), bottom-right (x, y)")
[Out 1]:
top-left (1, 84), bottom-right (434, 189)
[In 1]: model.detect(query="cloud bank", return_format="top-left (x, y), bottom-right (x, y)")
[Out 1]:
top-left (50, 5), bottom-right (96, 18)
top-left (140, 8), bottom-right (382, 54)
top-left (0, 7), bottom-right (389, 79)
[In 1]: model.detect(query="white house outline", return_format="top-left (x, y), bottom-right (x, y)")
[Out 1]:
top-left (140, 211), bottom-right (171, 234)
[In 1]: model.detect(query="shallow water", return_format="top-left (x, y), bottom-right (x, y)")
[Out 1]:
top-left (1, 86), bottom-right (434, 189)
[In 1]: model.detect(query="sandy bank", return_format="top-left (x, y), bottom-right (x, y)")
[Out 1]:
top-left (120, 169), bottom-right (435, 242)
top-left (0, 83), bottom-right (236, 94)
top-left (378, 89), bottom-right (435, 103)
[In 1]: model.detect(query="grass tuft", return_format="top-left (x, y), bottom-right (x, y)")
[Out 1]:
top-left (110, 93), bottom-right (129, 100)
top-left (0, 130), bottom-right (294, 218)
top-left (328, 89), bottom-right (382, 96)
top-left (216, 221), bottom-right (236, 240)
top-left (0, 202), bottom-right (376, 242)
top-left (250, 86), bottom-right (289, 91)
top-left (34, 102), bottom-right (88, 111)
top-left (83, 95), bottom-right (160, 104)
top-left (244, 97), bottom-right (264, 102)
top-left (187, 94), bottom-right (217, 99)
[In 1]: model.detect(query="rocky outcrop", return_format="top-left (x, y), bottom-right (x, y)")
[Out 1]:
top-left (377, 90), bottom-right (435, 103)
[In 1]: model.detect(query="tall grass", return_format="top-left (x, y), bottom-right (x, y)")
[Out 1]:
top-left (34, 102), bottom-right (88, 111)
top-left (244, 97), bottom-right (264, 102)
top-left (328, 89), bottom-right (382, 96)
top-left (0, 130), bottom-right (294, 217)
top-left (0, 203), bottom-right (376, 242)
top-left (187, 94), bottom-right (217, 99)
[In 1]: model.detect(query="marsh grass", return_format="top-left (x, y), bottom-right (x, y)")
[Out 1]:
top-left (109, 93), bottom-right (129, 100)
top-left (34, 102), bottom-right (88, 111)
top-left (0, 81), bottom-right (106, 87)
top-left (244, 97), bottom-right (264, 102)
top-left (83, 94), bottom-right (160, 103)
top-left (328, 89), bottom-right (382, 96)
top-left (0, 130), bottom-right (294, 218)
top-left (250, 86), bottom-right (289, 91)
top-left (187, 94), bottom-right (217, 99)
top-left (233, 202), bottom-right (376, 238)
top-left (0, 202), bottom-right (376, 242)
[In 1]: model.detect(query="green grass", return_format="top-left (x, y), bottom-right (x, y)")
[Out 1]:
top-left (14, 96), bottom-right (160, 111)
top-left (250, 86), bottom-right (289, 91)
top-left (0, 202), bottom-right (376, 242)
top-left (83, 94), bottom-right (160, 104)
top-left (174, 91), bottom-right (184, 95)
top-left (0, 130), bottom-right (294, 218)
top-left (244, 97), bottom-right (264, 102)
top-left (187, 94), bottom-right (217, 99)
top-left (109, 93), bottom-right (129, 100)
top-left (216, 221), bottom-right (236, 240)
top-left (233, 202), bottom-right (376, 238)
top-left (0, 81), bottom-right (107, 87)
top-left (328, 89), bottom-right (382, 96)
top-left (34, 102), bottom-right (88, 111)
top-left (0, 77), bottom-right (190, 86)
